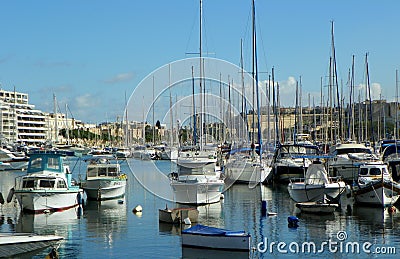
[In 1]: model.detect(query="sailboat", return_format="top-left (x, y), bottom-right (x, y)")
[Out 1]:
top-left (170, 0), bottom-right (224, 205)
top-left (224, 0), bottom-right (271, 186)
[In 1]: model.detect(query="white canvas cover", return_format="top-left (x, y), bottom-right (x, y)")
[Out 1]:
top-left (304, 163), bottom-right (329, 185)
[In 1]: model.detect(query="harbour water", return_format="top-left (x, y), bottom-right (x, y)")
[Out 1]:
top-left (1, 158), bottom-right (399, 258)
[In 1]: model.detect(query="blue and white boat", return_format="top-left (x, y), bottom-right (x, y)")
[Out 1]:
top-left (181, 224), bottom-right (251, 251)
top-left (14, 151), bottom-right (83, 214)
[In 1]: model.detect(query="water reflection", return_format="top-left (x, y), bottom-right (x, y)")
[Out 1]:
top-left (182, 247), bottom-right (250, 259)
top-left (83, 198), bottom-right (128, 248)
top-left (17, 206), bottom-right (82, 234)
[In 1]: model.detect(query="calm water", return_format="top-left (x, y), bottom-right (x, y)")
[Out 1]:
top-left (1, 158), bottom-right (399, 258)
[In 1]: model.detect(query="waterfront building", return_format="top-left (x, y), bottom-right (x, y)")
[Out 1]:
top-left (0, 89), bottom-right (47, 146)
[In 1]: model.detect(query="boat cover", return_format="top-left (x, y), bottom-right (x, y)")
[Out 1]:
top-left (182, 224), bottom-right (247, 236)
top-left (304, 163), bottom-right (329, 185)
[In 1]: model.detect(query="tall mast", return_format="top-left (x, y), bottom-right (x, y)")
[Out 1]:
top-left (331, 21), bottom-right (342, 142)
top-left (192, 66), bottom-right (197, 146)
top-left (199, 0), bottom-right (204, 149)
top-left (364, 54), bottom-right (368, 142)
top-left (396, 69), bottom-right (399, 140)
top-left (53, 93), bottom-right (58, 143)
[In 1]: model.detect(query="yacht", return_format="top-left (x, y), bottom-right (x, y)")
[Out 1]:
top-left (327, 142), bottom-right (379, 183)
top-left (271, 143), bottom-right (320, 183)
top-left (170, 146), bottom-right (224, 204)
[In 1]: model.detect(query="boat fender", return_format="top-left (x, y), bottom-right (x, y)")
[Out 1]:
top-left (288, 216), bottom-right (299, 228)
top-left (220, 194), bottom-right (224, 200)
top-left (388, 206), bottom-right (396, 214)
top-left (133, 205), bottom-right (143, 213)
top-left (0, 193), bottom-right (4, 205)
top-left (77, 192), bottom-right (83, 205)
top-left (183, 217), bottom-right (191, 225)
top-left (45, 247), bottom-right (59, 259)
top-left (6, 188), bottom-right (14, 203)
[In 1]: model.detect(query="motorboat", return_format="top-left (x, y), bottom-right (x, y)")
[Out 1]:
top-left (271, 143), bottom-right (320, 183)
top-left (287, 159), bottom-right (346, 203)
top-left (170, 147), bottom-right (224, 205)
top-left (0, 148), bottom-right (29, 171)
top-left (181, 224), bottom-right (251, 251)
top-left (114, 147), bottom-right (132, 159)
top-left (352, 162), bottom-right (400, 207)
top-left (327, 142), bottom-right (379, 183)
top-left (82, 157), bottom-right (127, 201)
top-left (14, 151), bottom-right (83, 213)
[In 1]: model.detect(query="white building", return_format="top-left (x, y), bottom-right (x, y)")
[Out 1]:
top-left (0, 89), bottom-right (47, 145)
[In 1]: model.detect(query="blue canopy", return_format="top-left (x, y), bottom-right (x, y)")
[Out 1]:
top-left (182, 224), bottom-right (248, 236)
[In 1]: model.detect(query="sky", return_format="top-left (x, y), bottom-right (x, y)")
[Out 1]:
top-left (1, 1), bottom-right (400, 124)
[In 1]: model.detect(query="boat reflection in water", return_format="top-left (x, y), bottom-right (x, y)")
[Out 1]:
top-left (17, 206), bottom-right (82, 234)
top-left (182, 247), bottom-right (250, 259)
top-left (83, 198), bottom-right (127, 247)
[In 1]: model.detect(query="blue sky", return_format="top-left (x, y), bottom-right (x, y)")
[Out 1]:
top-left (1, 1), bottom-right (399, 123)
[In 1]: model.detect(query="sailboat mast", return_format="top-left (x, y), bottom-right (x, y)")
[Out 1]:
top-left (331, 21), bottom-right (342, 142)
top-left (199, 0), bottom-right (204, 150)
top-left (396, 69), bottom-right (399, 140)
top-left (53, 93), bottom-right (58, 143)
top-left (252, 0), bottom-right (262, 161)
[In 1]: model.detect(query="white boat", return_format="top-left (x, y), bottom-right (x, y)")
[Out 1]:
top-left (271, 143), bottom-right (320, 183)
top-left (0, 148), bottom-right (29, 170)
top-left (181, 224), bottom-right (251, 251)
top-left (224, 148), bottom-right (271, 186)
top-left (171, 149), bottom-right (224, 205)
top-left (287, 160), bottom-right (346, 203)
top-left (381, 142), bottom-right (400, 182)
top-left (82, 158), bottom-right (127, 201)
top-left (327, 142), bottom-right (379, 182)
top-left (14, 151), bottom-right (83, 213)
top-left (158, 146), bottom-right (178, 160)
top-left (352, 162), bottom-right (400, 207)
top-left (114, 147), bottom-right (131, 159)
top-left (0, 232), bottom-right (63, 258)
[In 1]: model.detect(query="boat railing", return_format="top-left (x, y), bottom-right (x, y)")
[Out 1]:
top-left (289, 176), bottom-right (343, 184)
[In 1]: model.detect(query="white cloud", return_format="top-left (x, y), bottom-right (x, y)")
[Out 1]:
top-left (355, 82), bottom-right (382, 101)
top-left (103, 72), bottom-right (134, 84)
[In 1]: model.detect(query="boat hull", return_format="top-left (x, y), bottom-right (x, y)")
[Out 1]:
top-left (225, 159), bottom-right (270, 185)
top-left (15, 188), bottom-right (83, 214)
top-left (296, 202), bottom-right (339, 214)
top-left (171, 181), bottom-right (224, 205)
top-left (0, 233), bottom-right (63, 258)
top-left (158, 208), bottom-right (199, 224)
top-left (288, 182), bottom-right (346, 202)
top-left (353, 180), bottom-right (400, 207)
top-left (182, 232), bottom-right (250, 251)
top-left (83, 179), bottom-right (126, 201)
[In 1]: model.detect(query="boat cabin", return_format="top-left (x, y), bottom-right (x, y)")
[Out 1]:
top-left (86, 163), bottom-right (121, 178)
top-left (27, 152), bottom-right (68, 174)
top-left (20, 176), bottom-right (68, 190)
top-left (358, 163), bottom-right (390, 179)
